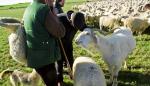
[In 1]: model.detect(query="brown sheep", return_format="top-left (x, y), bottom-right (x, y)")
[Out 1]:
top-left (99, 15), bottom-right (122, 32)
top-left (122, 17), bottom-right (150, 35)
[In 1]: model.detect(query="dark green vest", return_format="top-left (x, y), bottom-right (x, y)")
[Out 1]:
top-left (23, 1), bottom-right (61, 68)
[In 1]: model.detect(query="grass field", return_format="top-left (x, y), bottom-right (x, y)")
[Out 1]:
top-left (0, 0), bottom-right (150, 86)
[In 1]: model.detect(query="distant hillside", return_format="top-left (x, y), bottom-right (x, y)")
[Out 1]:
top-left (0, 0), bottom-right (86, 18)
top-left (0, 3), bottom-right (29, 10)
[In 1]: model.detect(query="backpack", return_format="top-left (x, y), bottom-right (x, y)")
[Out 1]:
top-left (0, 17), bottom-right (27, 65)
top-left (8, 24), bottom-right (27, 65)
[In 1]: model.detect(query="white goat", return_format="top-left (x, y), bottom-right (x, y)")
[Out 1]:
top-left (75, 27), bottom-right (136, 86)
top-left (0, 17), bottom-right (27, 65)
top-left (73, 56), bottom-right (106, 86)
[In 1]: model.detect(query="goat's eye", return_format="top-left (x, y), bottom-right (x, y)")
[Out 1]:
top-left (85, 32), bottom-right (90, 35)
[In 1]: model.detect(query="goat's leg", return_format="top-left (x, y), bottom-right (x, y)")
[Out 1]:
top-left (123, 61), bottom-right (127, 69)
top-left (138, 32), bottom-right (142, 41)
top-left (112, 65), bottom-right (121, 86)
top-left (112, 75), bottom-right (118, 86)
top-left (10, 75), bottom-right (18, 86)
top-left (108, 65), bottom-right (114, 83)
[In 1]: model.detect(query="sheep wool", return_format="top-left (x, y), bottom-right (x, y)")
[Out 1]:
top-left (0, 17), bottom-right (27, 65)
top-left (8, 25), bottom-right (27, 64)
top-left (73, 56), bottom-right (106, 86)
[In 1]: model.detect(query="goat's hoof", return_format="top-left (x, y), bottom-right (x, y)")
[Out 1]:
top-left (123, 64), bottom-right (128, 69)
top-left (112, 82), bottom-right (118, 86)
top-left (106, 79), bottom-right (113, 85)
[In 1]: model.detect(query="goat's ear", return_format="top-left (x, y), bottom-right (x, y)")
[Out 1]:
top-left (67, 10), bottom-right (74, 20)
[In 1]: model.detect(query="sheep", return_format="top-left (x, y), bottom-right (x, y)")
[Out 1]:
top-left (0, 17), bottom-right (27, 65)
top-left (75, 27), bottom-right (136, 86)
top-left (0, 69), bottom-right (41, 86)
top-left (74, 0), bottom-right (150, 28)
top-left (99, 15), bottom-right (122, 32)
top-left (73, 56), bottom-right (106, 86)
top-left (122, 16), bottom-right (150, 35)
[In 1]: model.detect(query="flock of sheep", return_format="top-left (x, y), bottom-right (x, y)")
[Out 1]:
top-left (73, 0), bottom-right (150, 35)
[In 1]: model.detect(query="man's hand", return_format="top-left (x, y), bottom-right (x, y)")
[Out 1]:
top-left (59, 0), bottom-right (65, 7)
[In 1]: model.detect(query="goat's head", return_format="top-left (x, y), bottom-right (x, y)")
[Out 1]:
top-left (75, 28), bottom-right (97, 49)
top-left (0, 17), bottom-right (21, 32)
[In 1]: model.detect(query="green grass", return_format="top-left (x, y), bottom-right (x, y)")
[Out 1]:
top-left (0, 0), bottom-right (150, 86)
top-left (0, 3), bottom-right (29, 10)
top-left (0, 8), bottom-right (25, 18)
top-left (0, 3), bottom-right (30, 18)
top-left (0, 0), bottom-right (86, 19)
top-left (63, 0), bottom-right (86, 12)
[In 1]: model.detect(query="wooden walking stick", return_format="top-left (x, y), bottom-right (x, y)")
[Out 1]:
top-left (45, 0), bottom-right (72, 79)
top-left (59, 39), bottom-right (73, 79)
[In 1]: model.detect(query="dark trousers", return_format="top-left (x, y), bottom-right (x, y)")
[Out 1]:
top-left (57, 44), bottom-right (73, 82)
top-left (35, 63), bottom-right (57, 86)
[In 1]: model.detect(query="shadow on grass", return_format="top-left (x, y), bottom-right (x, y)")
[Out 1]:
top-left (63, 68), bottom-right (150, 86)
top-left (104, 70), bottom-right (150, 86)
top-left (119, 70), bottom-right (150, 86)
top-left (63, 82), bottom-right (73, 86)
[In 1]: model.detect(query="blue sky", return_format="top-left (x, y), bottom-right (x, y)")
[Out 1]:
top-left (0, 0), bottom-right (32, 6)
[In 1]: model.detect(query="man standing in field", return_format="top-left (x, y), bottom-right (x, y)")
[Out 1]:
top-left (23, 0), bottom-right (65, 86)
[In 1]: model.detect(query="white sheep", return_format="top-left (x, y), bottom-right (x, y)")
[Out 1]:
top-left (73, 56), bottom-right (106, 86)
top-left (99, 15), bottom-right (122, 32)
top-left (122, 16), bottom-right (150, 35)
top-left (75, 27), bottom-right (136, 86)
top-left (0, 17), bottom-right (27, 65)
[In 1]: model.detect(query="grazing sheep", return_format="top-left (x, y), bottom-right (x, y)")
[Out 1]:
top-left (75, 27), bottom-right (136, 86)
top-left (122, 16), bottom-right (150, 35)
top-left (0, 69), bottom-right (41, 86)
top-left (0, 17), bottom-right (27, 64)
top-left (99, 15), bottom-right (122, 32)
top-left (73, 56), bottom-right (106, 86)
